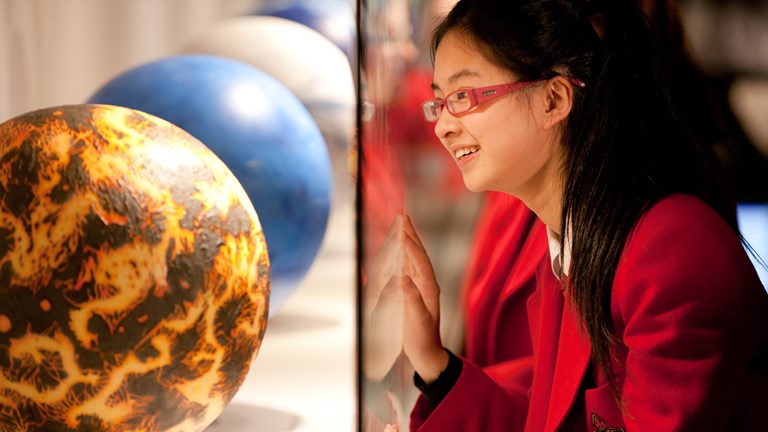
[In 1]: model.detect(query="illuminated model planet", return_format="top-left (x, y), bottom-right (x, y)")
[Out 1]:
top-left (87, 54), bottom-right (332, 313)
top-left (0, 104), bottom-right (270, 431)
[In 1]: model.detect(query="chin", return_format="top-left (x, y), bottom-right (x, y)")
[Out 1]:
top-left (462, 178), bottom-right (487, 193)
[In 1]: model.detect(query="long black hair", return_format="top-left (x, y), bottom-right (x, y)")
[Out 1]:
top-left (430, 0), bottom-right (737, 402)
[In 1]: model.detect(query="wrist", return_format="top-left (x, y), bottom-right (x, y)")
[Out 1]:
top-left (413, 349), bottom-right (463, 409)
top-left (414, 348), bottom-right (450, 384)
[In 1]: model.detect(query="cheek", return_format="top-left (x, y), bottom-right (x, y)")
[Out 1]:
top-left (477, 117), bottom-right (551, 182)
top-left (476, 115), bottom-right (535, 162)
top-left (477, 101), bottom-right (536, 148)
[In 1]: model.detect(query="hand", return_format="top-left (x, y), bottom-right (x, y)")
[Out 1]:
top-left (399, 215), bottom-right (449, 383)
top-left (362, 217), bottom-right (406, 381)
top-left (362, 215), bottom-right (449, 383)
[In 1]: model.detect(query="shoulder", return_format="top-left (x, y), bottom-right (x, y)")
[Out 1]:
top-left (632, 193), bottom-right (730, 239)
top-left (613, 194), bottom-right (762, 315)
top-left (621, 193), bottom-right (744, 268)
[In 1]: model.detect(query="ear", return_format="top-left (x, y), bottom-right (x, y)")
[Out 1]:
top-left (540, 76), bottom-right (575, 130)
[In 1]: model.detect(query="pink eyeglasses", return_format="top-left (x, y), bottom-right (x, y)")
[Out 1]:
top-left (421, 78), bottom-right (586, 122)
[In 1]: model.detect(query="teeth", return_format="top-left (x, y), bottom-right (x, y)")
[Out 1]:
top-left (455, 146), bottom-right (480, 159)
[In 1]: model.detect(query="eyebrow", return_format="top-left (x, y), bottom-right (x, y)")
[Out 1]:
top-left (430, 69), bottom-right (482, 91)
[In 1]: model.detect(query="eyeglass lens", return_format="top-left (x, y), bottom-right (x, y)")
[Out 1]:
top-left (447, 91), bottom-right (471, 114)
top-left (422, 101), bottom-right (441, 122)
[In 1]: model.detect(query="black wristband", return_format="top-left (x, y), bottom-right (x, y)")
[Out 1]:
top-left (413, 349), bottom-right (463, 409)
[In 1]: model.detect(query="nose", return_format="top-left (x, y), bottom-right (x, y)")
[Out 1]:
top-left (433, 109), bottom-right (461, 139)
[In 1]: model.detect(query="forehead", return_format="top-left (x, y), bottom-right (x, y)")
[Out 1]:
top-left (433, 32), bottom-right (512, 90)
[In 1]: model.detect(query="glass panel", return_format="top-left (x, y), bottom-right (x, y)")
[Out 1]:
top-left (357, 1), bottom-right (480, 430)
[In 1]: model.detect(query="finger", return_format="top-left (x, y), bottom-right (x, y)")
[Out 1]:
top-left (371, 228), bottom-right (402, 272)
top-left (366, 218), bottom-right (407, 298)
top-left (399, 232), bottom-right (439, 293)
top-left (400, 232), bottom-right (431, 269)
top-left (402, 276), bottom-right (440, 339)
top-left (378, 274), bottom-right (402, 305)
top-left (381, 213), bottom-right (403, 246)
top-left (401, 214), bottom-right (426, 249)
top-left (365, 272), bottom-right (401, 318)
top-left (402, 275), bottom-right (434, 326)
top-left (368, 214), bottom-right (403, 266)
top-left (363, 276), bottom-right (404, 381)
top-left (399, 247), bottom-right (441, 320)
top-left (401, 275), bottom-right (446, 381)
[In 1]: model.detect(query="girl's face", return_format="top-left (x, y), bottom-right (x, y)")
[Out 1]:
top-left (431, 32), bottom-right (565, 203)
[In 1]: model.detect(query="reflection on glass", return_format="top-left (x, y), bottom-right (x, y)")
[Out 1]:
top-left (359, 0), bottom-right (477, 430)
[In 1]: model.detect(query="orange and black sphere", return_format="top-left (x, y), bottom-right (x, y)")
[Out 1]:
top-left (0, 104), bottom-right (270, 431)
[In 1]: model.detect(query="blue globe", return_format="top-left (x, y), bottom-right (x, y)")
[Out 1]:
top-left (87, 54), bottom-right (333, 313)
top-left (182, 15), bottom-right (356, 207)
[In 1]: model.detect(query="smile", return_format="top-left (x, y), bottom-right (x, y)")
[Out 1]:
top-left (454, 146), bottom-right (480, 160)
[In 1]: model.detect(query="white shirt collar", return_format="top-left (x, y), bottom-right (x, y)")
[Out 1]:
top-left (546, 226), bottom-right (571, 280)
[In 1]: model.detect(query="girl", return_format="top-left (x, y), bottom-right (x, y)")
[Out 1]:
top-left (368, 0), bottom-right (768, 430)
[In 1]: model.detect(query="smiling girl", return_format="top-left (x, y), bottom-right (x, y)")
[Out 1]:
top-left (367, 0), bottom-right (768, 430)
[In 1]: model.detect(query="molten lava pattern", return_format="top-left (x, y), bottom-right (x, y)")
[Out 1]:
top-left (0, 105), bottom-right (270, 431)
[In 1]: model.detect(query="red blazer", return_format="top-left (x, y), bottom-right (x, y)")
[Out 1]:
top-left (411, 194), bottom-right (768, 431)
top-left (459, 192), bottom-right (552, 392)
top-left (461, 192), bottom-right (547, 365)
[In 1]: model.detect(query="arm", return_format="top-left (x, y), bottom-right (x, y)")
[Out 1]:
top-left (398, 215), bottom-right (529, 431)
top-left (410, 357), bottom-right (529, 431)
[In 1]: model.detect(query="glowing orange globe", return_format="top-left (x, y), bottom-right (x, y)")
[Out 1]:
top-left (0, 104), bottom-right (270, 431)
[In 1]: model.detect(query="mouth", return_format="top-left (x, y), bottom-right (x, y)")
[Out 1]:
top-left (454, 146), bottom-right (480, 161)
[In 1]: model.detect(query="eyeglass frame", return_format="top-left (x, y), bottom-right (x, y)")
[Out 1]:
top-left (421, 77), bottom-right (586, 122)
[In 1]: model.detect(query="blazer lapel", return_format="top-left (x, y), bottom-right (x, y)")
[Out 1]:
top-left (543, 298), bottom-right (592, 431)
top-left (525, 268), bottom-right (563, 432)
